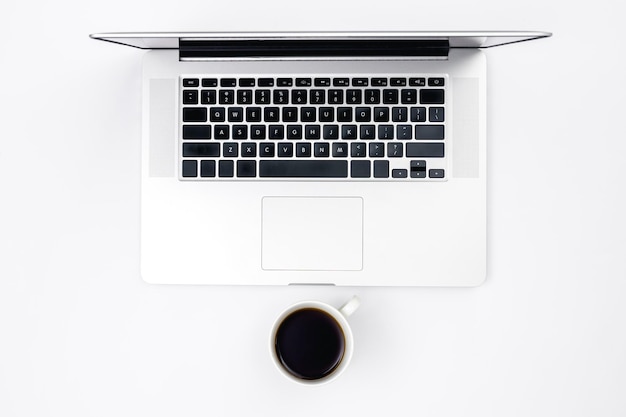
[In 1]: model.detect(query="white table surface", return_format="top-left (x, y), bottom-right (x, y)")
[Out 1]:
top-left (1, 1), bottom-right (625, 416)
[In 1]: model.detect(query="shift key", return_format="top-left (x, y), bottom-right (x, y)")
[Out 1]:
top-left (406, 143), bottom-right (445, 157)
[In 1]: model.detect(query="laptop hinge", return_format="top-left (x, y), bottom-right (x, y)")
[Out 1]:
top-left (178, 38), bottom-right (450, 60)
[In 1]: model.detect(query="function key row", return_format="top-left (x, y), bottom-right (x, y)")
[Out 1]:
top-left (182, 77), bottom-right (445, 88)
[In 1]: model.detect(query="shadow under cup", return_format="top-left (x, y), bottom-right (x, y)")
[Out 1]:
top-left (274, 307), bottom-right (346, 381)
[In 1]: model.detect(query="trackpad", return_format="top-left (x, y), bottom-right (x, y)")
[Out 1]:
top-left (262, 197), bottom-right (363, 271)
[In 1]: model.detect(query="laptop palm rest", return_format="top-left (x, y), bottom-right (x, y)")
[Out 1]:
top-left (261, 197), bottom-right (363, 271)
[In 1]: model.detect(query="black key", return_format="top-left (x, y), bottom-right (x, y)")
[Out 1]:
top-left (210, 107), bottom-right (225, 122)
top-left (369, 143), bottom-right (384, 157)
top-left (310, 90), bottom-right (326, 104)
top-left (337, 107), bottom-right (353, 122)
top-left (182, 160), bottom-right (198, 177)
top-left (400, 89), bottom-right (417, 104)
top-left (373, 160), bottom-right (389, 178)
top-left (409, 77), bottom-right (426, 86)
top-left (314, 142), bottom-right (329, 157)
top-left (183, 90), bottom-right (198, 104)
top-left (383, 89), bottom-right (398, 104)
top-left (428, 77), bottom-right (445, 87)
top-left (352, 78), bottom-right (368, 86)
top-left (219, 90), bottom-right (235, 104)
top-left (246, 107), bottom-right (262, 122)
top-left (355, 107), bottom-right (371, 122)
top-left (410, 107), bottom-right (427, 122)
top-left (388, 143), bottom-right (403, 157)
top-left (219, 160), bottom-right (234, 177)
top-left (183, 125), bottom-right (211, 139)
top-left (351, 160), bottom-right (371, 178)
top-left (371, 78), bottom-right (387, 86)
top-left (202, 78), bottom-right (218, 87)
top-left (410, 160), bottom-right (427, 178)
top-left (239, 78), bottom-right (255, 87)
top-left (292, 89), bottom-right (307, 104)
top-left (258, 78), bottom-right (274, 87)
top-left (200, 160), bottom-right (216, 177)
top-left (183, 107), bottom-right (207, 122)
top-left (201, 90), bottom-right (217, 104)
top-left (391, 78), bottom-right (406, 86)
top-left (396, 125), bottom-right (412, 140)
top-left (364, 89), bottom-right (380, 104)
top-left (259, 160), bottom-right (348, 178)
top-left (319, 107), bottom-right (334, 122)
top-left (237, 160), bottom-right (256, 177)
top-left (283, 107), bottom-right (298, 122)
top-left (182, 143), bottom-right (219, 157)
top-left (277, 78), bottom-right (293, 87)
top-left (333, 78), bottom-right (349, 86)
top-left (287, 125), bottom-right (302, 139)
top-left (429, 107), bottom-right (445, 122)
top-left (328, 90), bottom-right (343, 104)
top-left (314, 78), bottom-right (331, 87)
top-left (346, 89), bottom-right (362, 104)
top-left (269, 125), bottom-right (284, 139)
top-left (296, 143), bottom-right (311, 157)
top-left (264, 107), bottom-right (280, 122)
top-left (392, 107), bottom-right (408, 122)
top-left (255, 89), bottom-right (271, 104)
top-left (360, 125), bottom-right (375, 139)
top-left (277, 143), bottom-right (294, 157)
top-left (332, 143), bottom-right (348, 157)
top-left (406, 143), bottom-right (445, 157)
top-left (223, 142), bottom-right (238, 157)
top-left (429, 169), bottom-right (445, 178)
top-left (183, 78), bottom-right (199, 87)
top-left (351, 142), bottom-right (366, 157)
top-left (392, 169), bottom-right (408, 178)
top-left (301, 107), bottom-right (316, 122)
top-left (220, 78), bottom-right (236, 87)
top-left (420, 89), bottom-right (445, 104)
top-left (305, 125), bottom-right (321, 139)
top-left (341, 125), bottom-right (357, 139)
top-left (373, 107), bottom-right (389, 122)
top-left (415, 125), bottom-right (444, 140)
top-left (378, 125), bottom-right (394, 139)
top-left (237, 89), bottom-right (253, 104)
top-left (411, 170), bottom-right (426, 178)
top-left (241, 142), bottom-right (257, 157)
top-left (232, 125), bottom-right (248, 139)
top-left (228, 107), bottom-right (243, 122)
top-left (323, 125), bottom-right (339, 139)
top-left (260, 142), bottom-right (275, 157)
top-left (273, 89), bottom-right (289, 104)
top-left (250, 125), bottom-right (266, 140)
top-left (296, 78), bottom-right (312, 86)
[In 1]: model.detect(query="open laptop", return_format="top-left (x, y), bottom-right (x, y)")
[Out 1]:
top-left (90, 31), bottom-right (550, 286)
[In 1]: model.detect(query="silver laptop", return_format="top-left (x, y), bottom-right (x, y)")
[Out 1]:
top-left (90, 31), bottom-right (550, 286)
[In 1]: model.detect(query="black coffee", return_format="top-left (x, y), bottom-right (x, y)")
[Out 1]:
top-left (275, 308), bottom-right (345, 380)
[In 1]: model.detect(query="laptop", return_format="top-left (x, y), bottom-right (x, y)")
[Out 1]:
top-left (90, 31), bottom-right (550, 286)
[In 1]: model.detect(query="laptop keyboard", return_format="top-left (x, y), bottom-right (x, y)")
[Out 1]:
top-left (179, 75), bottom-right (447, 180)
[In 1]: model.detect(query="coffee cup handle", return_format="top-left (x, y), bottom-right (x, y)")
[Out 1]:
top-left (339, 296), bottom-right (360, 318)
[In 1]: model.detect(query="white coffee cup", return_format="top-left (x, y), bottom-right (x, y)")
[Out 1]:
top-left (270, 296), bottom-right (360, 385)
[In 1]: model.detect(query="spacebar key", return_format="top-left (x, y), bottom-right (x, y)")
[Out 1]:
top-left (259, 160), bottom-right (348, 178)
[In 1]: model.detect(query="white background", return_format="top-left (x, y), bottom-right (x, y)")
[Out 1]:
top-left (1, 0), bottom-right (625, 416)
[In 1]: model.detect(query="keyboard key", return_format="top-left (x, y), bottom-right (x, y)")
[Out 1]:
top-left (239, 78), bottom-right (255, 87)
top-left (255, 89), bottom-right (271, 104)
top-left (400, 89), bottom-right (417, 104)
top-left (250, 125), bottom-right (266, 139)
top-left (378, 125), bottom-right (394, 139)
top-left (410, 107), bottom-right (427, 122)
top-left (246, 107), bottom-right (262, 122)
top-left (292, 89), bottom-right (307, 104)
top-left (342, 125), bottom-right (357, 139)
top-left (392, 107), bottom-right (408, 122)
top-left (410, 160), bottom-right (427, 178)
top-left (277, 143), bottom-right (293, 157)
top-left (352, 78), bottom-right (368, 86)
top-left (201, 90), bottom-right (217, 104)
top-left (296, 143), bottom-right (311, 157)
top-left (428, 77), bottom-right (445, 87)
top-left (429, 107), bottom-right (445, 122)
top-left (406, 143), bottom-right (445, 157)
top-left (210, 107), bottom-right (226, 122)
top-left (409, 77), bottom-right (426, 86)
top-left (351, 142), bottom-right (366, 157)
top-left (420, 89), bottom-right (445, 104)
top-left (310, 90), bottom-right (326, 104)
top-left (183, 90), bottom-right (198, 104)
top-left (314, 142), bottom-right (329, 157)
top-left (351, 160), bottom-right (370, 178)
top-left (220, 78), bottom-right (236, 87)
top-left (259, 160), bottom-right (348, 178)
top-left (183, 78), bottom-right (199, 87)
top-left (183, 125), bottom-right (211, 139)
top-left (282, 107), bottom-right (298, 122)
top-left (369, 143), bottom-right (384, 157)
top-left (337, 107), bottom-right (353, 122)
top-left (219, 160), bottom-right (234, 177)
top-left (392, 169), bottom-right (408, 178)
top-left (202, 78), bottom-right (218, 87)
top-left (200, 160), bottom-right (216, 177)
top-left (301, 107), bottom-right (316, 122)
top-left (332, 143), bottom-right (348, 157)
top-left (415, 125), bottom-right (444, 139)
top-left (319, 107), bottom-right (334, 122)
top-left (388, 143), bottom-right (403, 157)
top-left (277, 78), bottom-right (293, 87)
top-left (323, 125), bottom-right (339, 140)
top-left (346, 89), bottom-right (362, 104)
top-left (364, 89), bottom-right (380, 104)
top-left (371, 78), bottom-right (387, 86)
top-left (355, 107), bottom-right (371, 122)
top-left (237, 90), bottom-right (253, 104)
top-left (219, 90), bottom-right (235, 104)
top-left (273, 90), bottom-right (289, 104)
top-left (264, 107), bottom-right (280, 122)
top-left (228, 107), bottom-right (243, 122)
top-left (182, 143), bottom-right (219, 157)
top-left (314, 78), bottom-right (331, 86)
top-left (305, 125), bottom-right (321, 139)
top-left (360, 125), bottom-right (375, 139)
top-left (383, 89), bottom-right (399, 104)
top-left (287, 125), bottom-right (302, 139)
top-left (182, 160), bottom-right (197, 177)
top-left (333, 78), bottom-right (349, 86)
top-left (237, 160), bottom-right (256, 177)
top-left (373, 160), bottom-right (389, 178)
top-left (269, 125), bottom-right (284, 139)
top-left (411, 169), bottom-right (426, 178)
top-left (390, 78), bottom-right (406, 86)
top-left (329, 90), bottom-right (344, 104)
top-left (241, 142), bottom-right (256, 157)
top-left (296, 78), bottom-right (312, 86)
top-left (258, 78), bottom-right (274, 87)
top-left (183, 107), bottom-right (207, 122)
top-left (429, 169), bottom-right (445, 178)
top-left (260, 142), bottom-right (275, 157)
top-left (396, 125), bottom-right (412, 140)
top-left (214, 125), bottom-right (229, 140)
top-left (232, 125), bottom-right (247, 139)
top-left (223, 142), bottom-right (238, 157)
